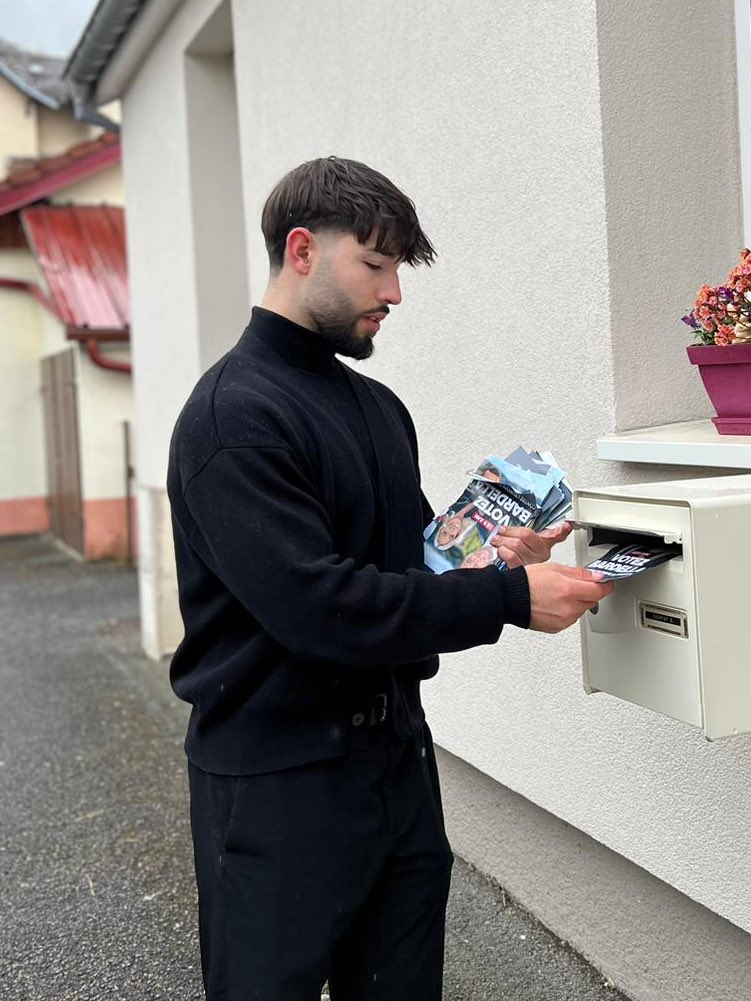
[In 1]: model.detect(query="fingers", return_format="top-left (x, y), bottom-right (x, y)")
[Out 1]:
top-left (493, 541), bottom-right (544, 569)
top-left (538, 521), bottom-right (573, 543)
top-left (491, 526), bottom-right (552, 567)
top-left (557, 564), bottom-right (608, 582)
top-left (494, 525), bottom-right (538, 540)
top-left (561, 570), bottom-right (615, 601)
top-left (572, 581), bottom-right (615, 605)
top-left (491, 524), bottom-right (572, 569)
top-left (567, 572), bottom-right (616, 601)
top-left (525, 561), bottom-right (616, 633)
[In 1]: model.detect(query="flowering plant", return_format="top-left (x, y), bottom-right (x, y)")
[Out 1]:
top-left (682, 248), bottom-right (751, 345)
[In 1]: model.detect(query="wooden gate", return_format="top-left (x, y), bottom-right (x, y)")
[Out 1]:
top-left (40, 349), bottom-right (83, 554)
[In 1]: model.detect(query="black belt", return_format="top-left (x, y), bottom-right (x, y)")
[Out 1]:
top-left (350, 692), bottom-right (388, 729)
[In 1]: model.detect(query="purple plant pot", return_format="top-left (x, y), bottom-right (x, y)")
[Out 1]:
top-left (687, 343), bottom-right (751, 434)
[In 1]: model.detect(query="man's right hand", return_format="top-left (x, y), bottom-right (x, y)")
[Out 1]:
top-left (524, 563), bottom-right (615, 633)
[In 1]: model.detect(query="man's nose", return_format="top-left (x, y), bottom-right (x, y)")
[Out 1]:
top-left (382, 272), bottom-right (402, 306)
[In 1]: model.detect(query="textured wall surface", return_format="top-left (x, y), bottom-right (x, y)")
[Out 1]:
top-left (56, 163), bottom-right (125, 207)
top-left (36, 105), bottom-right (94, 158)
top-left (230, 0), bottom-right (751, 934)
top-left (120, 0), bottom-right (751, 945)
top-left (438, 746), bottom-right (751, 1001)
top-left (76, 348), bottom-right (134, 501)
top-left (0, 75), bottom-right (37, 161)
top-left (120, 0), bottom-right (221, 492)
top-left (597, 0), bottom-right (743, 430)
top-left (0, 251), bottom-right (45, 501)
top-left (121, 0), bottom-right (227, 655)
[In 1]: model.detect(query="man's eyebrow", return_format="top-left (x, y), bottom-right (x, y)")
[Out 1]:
top-left (363, 246), bottom-right (400, 262)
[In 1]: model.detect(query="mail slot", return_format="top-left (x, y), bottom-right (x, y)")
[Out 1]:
top-left (573, 473), bottom-right (751, 740)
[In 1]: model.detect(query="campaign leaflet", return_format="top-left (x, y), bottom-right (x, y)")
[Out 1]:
top-left (586, 542), bottom-right (679, 580)
top-left (504, 447), bottom-right (573, 532)
top-left (423, 448), bottom-right (573, 574)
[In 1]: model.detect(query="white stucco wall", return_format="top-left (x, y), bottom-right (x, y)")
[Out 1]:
top-left (36, 105), bottom-right (94, 157)
top-left (114, 0), bottom-right (751, 942)
top-left (229, 0), bottom-right (751, 935)
top-left (75, 347), bottom-right (134, 502)
top-left (121, 0), bottom-right (222, 492)
top-left (0, 250), bottom-right (45, 500)
top-left (120, 0), bottom-right (233, 655)
top-left (36, 282), bottom-right (69, 358)
top-left (0, 76), bottom-right (37, 167)
top-left (54, 163), bottom-right (125, 206)
top-left (597, 0), bottom-right (743, 430)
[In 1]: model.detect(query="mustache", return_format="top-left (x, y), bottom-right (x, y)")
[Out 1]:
top-left (360, 306), bottom-right (390, 318)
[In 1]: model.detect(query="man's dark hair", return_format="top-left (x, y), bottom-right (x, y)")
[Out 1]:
top-left (261, 156), bottom-right (436, 271)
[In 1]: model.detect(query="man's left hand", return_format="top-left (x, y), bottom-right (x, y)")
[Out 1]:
top-left (490, 521), bottom-right (573, 569)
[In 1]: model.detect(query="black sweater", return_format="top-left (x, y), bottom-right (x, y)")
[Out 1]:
top-left (167, 307), bottom-right (531, 774)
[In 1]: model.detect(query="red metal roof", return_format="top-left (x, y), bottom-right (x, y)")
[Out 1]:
top-left (21, 204), bottom-right (129, 332)
top-left (0, 133), bottom-right (120, 216)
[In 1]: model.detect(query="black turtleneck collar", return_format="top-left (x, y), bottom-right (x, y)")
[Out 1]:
top-left (241, 306), bottom-right (338, 373)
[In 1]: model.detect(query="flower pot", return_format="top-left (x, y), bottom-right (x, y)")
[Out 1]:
top-left (687, 343), bottom-right (751, 434)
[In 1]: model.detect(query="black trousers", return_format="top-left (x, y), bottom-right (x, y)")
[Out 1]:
top-left (188, 723), bottom-right (453, 1001)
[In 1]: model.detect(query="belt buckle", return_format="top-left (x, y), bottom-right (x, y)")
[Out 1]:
top-left (370, 692), bottom-right (388, 726)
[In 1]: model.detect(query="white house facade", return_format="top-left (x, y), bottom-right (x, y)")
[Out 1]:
top-left (67, 2), bottom-right (751, 998)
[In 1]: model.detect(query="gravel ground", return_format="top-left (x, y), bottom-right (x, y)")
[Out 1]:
top-left (0, 536), bottom-right (629, 1000)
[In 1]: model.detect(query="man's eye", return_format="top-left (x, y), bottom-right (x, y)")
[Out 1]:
top-left (365, 262), bottom-right (382, 271)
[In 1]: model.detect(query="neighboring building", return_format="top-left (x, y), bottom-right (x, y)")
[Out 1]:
top-left (65, 2), bottom-right (751, 998)
top-left (0, 39), bottom-right (134, 560)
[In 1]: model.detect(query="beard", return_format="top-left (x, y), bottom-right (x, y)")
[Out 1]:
top-left (315, 320), bottom-right (374, 360)
top-left (305, 270), bottom-right (376, 361)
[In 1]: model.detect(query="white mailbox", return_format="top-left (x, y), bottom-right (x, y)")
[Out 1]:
top-left (573, 473), bottom-right (751, 740)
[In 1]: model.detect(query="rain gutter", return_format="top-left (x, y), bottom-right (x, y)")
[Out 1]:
top-left (83, 335), bottom-right (132, 374)
top-left (64, 0), bottom-right (145, 132)
top-left (64, 0), bottom-right (182, 109)
top-left (68, 328), bottom-right (132, 373)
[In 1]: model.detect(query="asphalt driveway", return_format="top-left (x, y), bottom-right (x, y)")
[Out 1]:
top-left (0, 536), bottom-right (626, 1001)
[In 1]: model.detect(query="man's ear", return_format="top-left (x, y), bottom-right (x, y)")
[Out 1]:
top-left (285, 228), bottom-right (315, 275)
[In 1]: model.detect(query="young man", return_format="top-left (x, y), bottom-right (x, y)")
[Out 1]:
top-left (167, 156), bottom-right (613, 1001)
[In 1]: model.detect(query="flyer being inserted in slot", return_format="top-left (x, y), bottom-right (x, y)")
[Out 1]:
top-left (586, 542), bottom-right (679, 580)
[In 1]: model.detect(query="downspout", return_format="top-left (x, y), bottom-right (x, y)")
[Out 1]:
top-left (0, 276), bottom-right (60, 318)
top-left (84, 335), bottom-right (132, 374)
top-left (71, 95), bottom-right (120, 134)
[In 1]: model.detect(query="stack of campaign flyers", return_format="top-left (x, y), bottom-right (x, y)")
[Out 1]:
top-left (424, 447), bottom-right (573, 574)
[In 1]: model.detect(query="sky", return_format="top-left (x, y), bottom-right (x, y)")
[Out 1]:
top-left (0, 0), bottom-right (99, 58)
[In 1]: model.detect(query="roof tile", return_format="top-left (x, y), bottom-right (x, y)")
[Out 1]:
top-left (0, 37), bottom-right (69, 107)
top-left (0, 133), bottom-right (120, 214)
top-left (22, 204), bottom-right (129, 332)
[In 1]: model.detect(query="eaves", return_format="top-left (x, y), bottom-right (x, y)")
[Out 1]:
top-left (64, 0), bottom-right (183, 108)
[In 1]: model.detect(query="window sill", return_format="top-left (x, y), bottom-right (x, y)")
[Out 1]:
top-left (596, 420), bottom-right (751, 468)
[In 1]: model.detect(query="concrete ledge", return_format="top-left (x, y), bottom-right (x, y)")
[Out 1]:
top-left (596, 420), bottom-right (751, 468)
top-left (436, 744), bottom-right (751, 1001)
